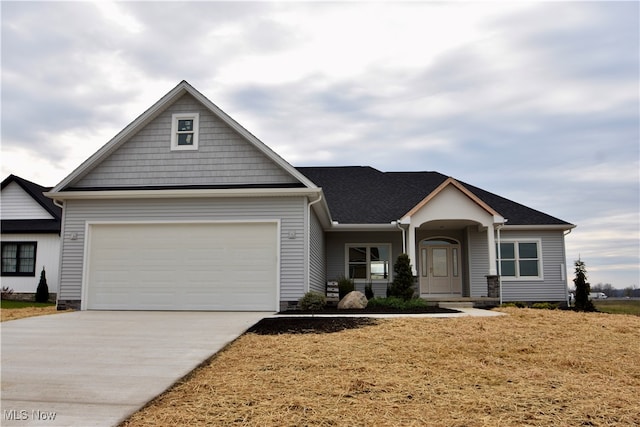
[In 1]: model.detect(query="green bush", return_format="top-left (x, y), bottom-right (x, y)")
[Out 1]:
top-left (364, 283), bottom-right (374, 300)
top-left (337, 275), bottom-right (355, 300)
top-left (387, 254), bottom-right (414, 301)
top-left (367, 297), bottom-right (429, 310)
top-left (299, 292), bottom-right (326, 311)
top-left (532, 302), bottom-right (559, 310)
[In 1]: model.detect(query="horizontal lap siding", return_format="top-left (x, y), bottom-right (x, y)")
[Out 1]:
top-left (0, 233), bottom-right (60, 293)
top-left (1, 182), bottom-right (54, 219)
top-left (500, 230), bottom-right (568, 302)
top-left (467, 228), bottom-right (490, 297)
top-left (308, 209), bottom-right (326, 294)
top-left (74, 94), bottom-right (297, 188)
top-left (59, 197), bottom-right (305, 301)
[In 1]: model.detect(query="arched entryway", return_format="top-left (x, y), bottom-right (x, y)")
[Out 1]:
top-left (419, 238), bottom-right (462, 296)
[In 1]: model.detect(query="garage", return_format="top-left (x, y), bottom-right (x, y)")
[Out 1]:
top-left (84, 222), bottom-right (278, 311)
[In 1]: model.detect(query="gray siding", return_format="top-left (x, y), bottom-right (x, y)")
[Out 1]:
top-left (308, 208), bottom-right (326, 294)
top-left (467, 227), bottom-right (490, 297)
top-left (500, 230), bottom-right (568, 302)
top-left (74, 94), bottom-right (298, 188)
top-left (58, 197), bottom-right (306, 302)
top-left (326, 231), bottom-right (403, 298)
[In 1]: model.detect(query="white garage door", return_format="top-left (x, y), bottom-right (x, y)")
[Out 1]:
top-left (85, 222), bottom-right (278, 311)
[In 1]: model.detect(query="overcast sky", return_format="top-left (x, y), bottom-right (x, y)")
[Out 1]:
top-left (1, 1), bottom-right (638, 289)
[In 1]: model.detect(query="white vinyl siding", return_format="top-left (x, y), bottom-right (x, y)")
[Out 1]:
top-left (73, 94), bottom-right (298, 188)
top-left (0, 233), bottom-right (60, 293)
top-left (1, 182), bottom-right (54, 220)
top-left (58, 197), bottom-right (306, 303)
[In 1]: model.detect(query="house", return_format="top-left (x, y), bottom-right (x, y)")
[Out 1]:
top-left (1, 174), bottom-right (62, 299)
top-left (45, 81), bottom-right (575, 311)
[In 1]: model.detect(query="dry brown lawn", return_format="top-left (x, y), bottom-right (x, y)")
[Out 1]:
top-left (121, 308), bottom-right (640, 426)
top-left (1, 305), bottom-right (59, 322)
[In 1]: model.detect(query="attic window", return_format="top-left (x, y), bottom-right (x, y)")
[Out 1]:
top-left (171, 113), bottom-right (199, 150)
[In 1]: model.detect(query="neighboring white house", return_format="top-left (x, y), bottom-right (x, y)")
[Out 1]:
top-left (1, 175), bottom-right (61, 299)
top-left (45, 81), bottom-right (575, 311)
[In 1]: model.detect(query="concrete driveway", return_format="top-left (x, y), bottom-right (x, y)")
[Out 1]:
top-left (1, 311), bottom-right (270, 427)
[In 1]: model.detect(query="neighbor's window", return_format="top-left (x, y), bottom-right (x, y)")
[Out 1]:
top-left (497, 241), bottom-right (541, 279)
top-left (1, 242), bottom-right (37, 276)
top-left (171, 113), bottom-right (199, 150)
top-left (346, 244), bottom-right (391, 281)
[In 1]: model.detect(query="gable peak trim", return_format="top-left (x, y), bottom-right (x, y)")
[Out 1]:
top-left (403, 176), bottom-right (502, 219)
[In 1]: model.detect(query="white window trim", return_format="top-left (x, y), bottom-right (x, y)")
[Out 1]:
top-left (345, 243), bottom-right (392, 282)
top-left (498, 239), bottom-right (544, 281)
top-left (171, 113), bottom-right (199, 151)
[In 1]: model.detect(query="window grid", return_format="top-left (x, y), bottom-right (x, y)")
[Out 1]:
top-left (346, 244), bottom-right (391, 281)
top-left (497, 241), bottom-right (541, 279)
top-left (1, 242), bottom-right (37, 276)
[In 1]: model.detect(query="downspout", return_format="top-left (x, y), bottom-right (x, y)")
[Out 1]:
top-left (306, 194), bottom-right (323, 294)
top-left (564, 227), bottom-right (573, 307)
top-left (394, 220), bottom-right (406, 253)
top-left (496, 220), bottom-right (508, 306)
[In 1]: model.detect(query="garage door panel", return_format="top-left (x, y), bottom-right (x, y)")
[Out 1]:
top-left (86, 222), bottom-right (277, 311)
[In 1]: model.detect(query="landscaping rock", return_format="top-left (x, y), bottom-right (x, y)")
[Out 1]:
top-left (338, 291), bottom-right (368, 310)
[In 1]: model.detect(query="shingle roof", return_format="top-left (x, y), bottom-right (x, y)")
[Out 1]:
top-left (1, 175), bottom-right (62, 234)
top-left (297, 167), bottom-right (571, 226)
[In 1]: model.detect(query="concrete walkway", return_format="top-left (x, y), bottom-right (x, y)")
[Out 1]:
top-left (273, 307), bottom-right (505, 318)
top-left (1, 311), bottom-right (269, 427)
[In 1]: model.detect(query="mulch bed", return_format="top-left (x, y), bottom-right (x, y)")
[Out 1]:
top-left (249, 306), bottom-right (459, 335)
top-left (247, 317), bottom-right (379, 335)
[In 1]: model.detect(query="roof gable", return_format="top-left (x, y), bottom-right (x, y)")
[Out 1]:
top-left (52, 81), bottom-right (316, 192)
top-left (402, 177), bottom-right (501, 220)
top-left (1, 175), bottom-right (61, 220)
top-left (1, 175), bottom-right (62, 234)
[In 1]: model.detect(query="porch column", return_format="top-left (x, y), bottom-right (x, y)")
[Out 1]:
top-left (407, 223), bottom-right (417, 275)
top-left (486, 225), bottom-right (498, 275)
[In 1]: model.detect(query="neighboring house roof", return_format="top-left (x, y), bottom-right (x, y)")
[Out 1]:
top-left (297, 166), bottom-right (572, 226)
top-left (1, 174), bottom-right (62, 234)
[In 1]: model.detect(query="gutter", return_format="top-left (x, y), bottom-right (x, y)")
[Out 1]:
top-left (45, 187), bottom-right (323, 201)
top-left (327, 223), bottom-right (401, 232)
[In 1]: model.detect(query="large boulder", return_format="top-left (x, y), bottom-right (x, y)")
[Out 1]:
top-left (338, 291), bottom-right (368, 310)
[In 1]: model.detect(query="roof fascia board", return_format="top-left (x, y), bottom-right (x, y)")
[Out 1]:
top-left (45, 187), bottom-right (322, 201)
top-left (502, 224), bottom-right (576, 231)
top-left (403, 177), bottom-right (502, 219)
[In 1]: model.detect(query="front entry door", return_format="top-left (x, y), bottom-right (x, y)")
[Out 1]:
top-left (420, 243), bottom-right (462, 295)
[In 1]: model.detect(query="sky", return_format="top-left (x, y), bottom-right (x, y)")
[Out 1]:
top-left (1, 1), bottom-right (638, 289)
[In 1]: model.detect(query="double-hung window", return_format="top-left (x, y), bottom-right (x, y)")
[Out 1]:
top-left (1, 242), bottom-right (37, 276)
top-left (497, 240), bottom-right (542, 279)
top-left (171, 113), bottom-right (199, 150)
top-left (346, 244), bottom-right (391, 281)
